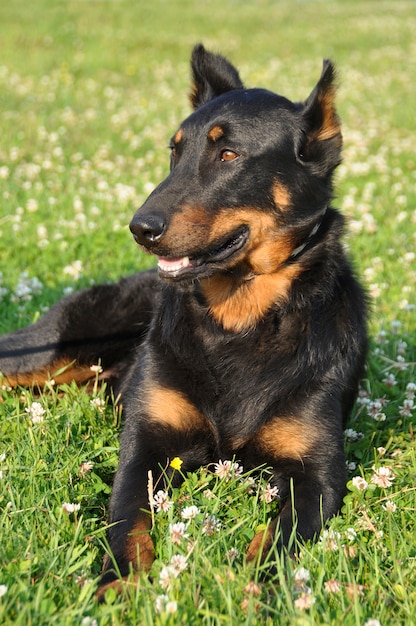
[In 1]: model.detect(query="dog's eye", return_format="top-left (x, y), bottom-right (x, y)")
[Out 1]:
top-left (220, 149), bottom-right (238, 162)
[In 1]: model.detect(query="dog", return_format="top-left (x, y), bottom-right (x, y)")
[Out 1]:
top-left (0, 45), bottom-right (368, 596)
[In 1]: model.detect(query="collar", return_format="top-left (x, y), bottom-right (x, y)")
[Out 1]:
top-left (286, 206), bottom-right (327, 263)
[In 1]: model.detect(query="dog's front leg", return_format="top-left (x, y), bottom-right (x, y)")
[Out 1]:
top-left (96, 459), bottom-right (157, 600)
top-left (246, 470), bottom-right (344, 562)
top-left (96, 385), bottom-right (213, 600)
top-left (245, 414), bottom-right (346, 561)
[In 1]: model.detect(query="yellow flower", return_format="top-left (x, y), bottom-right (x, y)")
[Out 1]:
top-left (170, 457), bottom-right (183, 471)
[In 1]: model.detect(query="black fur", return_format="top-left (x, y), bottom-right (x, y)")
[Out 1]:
top-left (0, 45), bottom-right (367, 595)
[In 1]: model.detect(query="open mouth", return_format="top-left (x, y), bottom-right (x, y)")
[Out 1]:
top-left (156, 226), bottom-right (249, 280)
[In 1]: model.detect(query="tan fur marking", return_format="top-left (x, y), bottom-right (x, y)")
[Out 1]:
top-left (208, 125), bottom-right (225, 141)
top-left (202, 266), bottom-right (300, 333)
top-left (173, 128), bottom-right (183, 144)
top-left (165, 204), bottom-right (211, 250)
top-left (96, 576), bottom-right (140, 600)
top-left (273, 181), bottom-right (291, 210)
top-left (246, 517), bottom-right (278, 563)
top-left (256, 416), bottom-right (318, 460)
top-left (98, 530), bottom-right (149, 600)
top-left (1, 358), bottom-right (98, 388)
top-left (201, 208), bottom-right (302, 331)
top-left (316, 87), bottom-right (341, 142)
top-left (124, 515), bottom-right (154, 568)
top-left (146, 384), bottom-right (207, 431)
top-left (164, 208), bottom-right (284, 266)
top-left (208, 209), bottom-right (277, 243)
top-left (163, 206), bottom-right (303, 332)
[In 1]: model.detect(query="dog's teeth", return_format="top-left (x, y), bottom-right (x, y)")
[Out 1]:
top-left (157, 256), bottom-right (191, 273)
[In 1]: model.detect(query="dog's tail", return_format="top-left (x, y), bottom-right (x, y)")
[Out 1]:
top-left (0, 271), bottom-right (158, 393)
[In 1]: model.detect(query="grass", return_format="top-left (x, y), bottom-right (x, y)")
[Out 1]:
top-left (0, 0), bottom-right (415, 623)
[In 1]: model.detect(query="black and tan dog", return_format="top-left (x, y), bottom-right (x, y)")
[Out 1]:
top-left (0, 45), bottom-right (367, 595)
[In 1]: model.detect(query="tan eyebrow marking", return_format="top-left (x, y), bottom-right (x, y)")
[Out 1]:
top-left (208, 125), bottom-right (225, 141)
top-left (173, 128), bottom-right (183, 144)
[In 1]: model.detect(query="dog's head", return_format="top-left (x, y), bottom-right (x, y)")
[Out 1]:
top-left (130, 45), bottom-right (342, 289)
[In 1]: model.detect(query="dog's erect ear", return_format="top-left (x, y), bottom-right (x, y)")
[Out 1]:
top-left (297, 60), bottom-right (342, 172)
top-left (190, 44), bottom-right (244, 110)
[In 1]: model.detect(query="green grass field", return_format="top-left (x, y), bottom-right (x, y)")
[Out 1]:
top-left (0, 0), bottom-right (415, 624)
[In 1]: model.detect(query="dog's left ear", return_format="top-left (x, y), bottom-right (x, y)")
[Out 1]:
top-left (297, 60), bottom-right (342, 172)
top-left (190, 44), bottom-right (244, 110)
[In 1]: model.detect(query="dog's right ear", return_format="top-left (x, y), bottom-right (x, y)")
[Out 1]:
top-left (190, 44), bottom-right (244, 110)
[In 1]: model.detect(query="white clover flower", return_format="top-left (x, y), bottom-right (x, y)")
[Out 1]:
top-left (169, 522), bottom-right (189, 545)
top-left (344, 428), bottom-right (364, 442)
top-left (152, 490), bottom-right (173, 513)
top-left (324, 579), bottom-right (341, 593)
top-left (345, 527), bottom-right (357, 542)
top-left (155, 595), bottom-right (178, 615)
top-left (202, 514), bottom-right (221, 536)
top-left (374, 330), bottom-right (387, 344)
top-left (346, 461), bottom-right (357, 471)
top-left (227, 547), bottom-right (239, 560)
top-left (0, 584), bottom-right (8, 598)
top-left (261, 483), bottom-right (279, 503)
top-left (382, 373), bottom-right (397, 387)
top-left (294, 590), bottom-right (315, 610)
top-left (79, 461), bottom-right (94, 474)
top-left (144, 182), bottom-right (156, 195)
top-left (164, 600), bottom-right (178, 614)
top-left (372, 411), bottom-right (386, 422)
top-left (396, 340), bottom-right (407, 356)
top-left (367, 399), bottom-right (387, 422)
top-left (405, 382), bottom-right (416, 397)
top-left (26, 198), bottom-right (39, 212)
top-left (90, 397), bottom-right (105, 412)
top-left (25, 401), bottom-right (46, 423)
top-left (12, 272), bottom-right (43, 302)
top-left (63, 260), bottom-right (83, 280)
top-left (62, 502), bottom-right (81, 514)
top-left (212, 459), bottom-right (243, 481)
top-left (390, 320), bottom-right (402, 334)
top-left (155, 594), bottom-right (169, 613)
top-left (399, 399), bottom-right (414, 417)
top-left (170, 554), bottom-right (187, 573)
top-left (81, 618), bottom-right (98, 626)
top-left (393, 355), bottom-right (408, 371)
top-left (320, 529), bottom-right (342, 552)
top-left (370, 466), bottom-right (394, 488)
top-left (159, 565), bottom-right (179, 591)
top-left (181, 505), bottom-right (200, 520)
top-left (293, 567), bottom-right (311, 583)
top-left (244, 581), bottom-right (262, 596)
top-left (351, 476), bottom-right (368, 491)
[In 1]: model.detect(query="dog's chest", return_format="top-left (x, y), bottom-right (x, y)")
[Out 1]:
top-left (151, 318), bottom-right (295, 444)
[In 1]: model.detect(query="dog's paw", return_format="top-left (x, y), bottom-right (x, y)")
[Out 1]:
top-left (95, 575), bottom-right (140, 603)
top-left (246, 519), bottom-right (278, 564)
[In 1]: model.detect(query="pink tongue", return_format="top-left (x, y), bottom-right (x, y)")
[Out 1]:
top-left (157, 256), bottom-right (191, 273)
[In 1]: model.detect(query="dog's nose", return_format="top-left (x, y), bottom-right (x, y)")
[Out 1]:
top-left (129, 213), bottom-right (166, 245)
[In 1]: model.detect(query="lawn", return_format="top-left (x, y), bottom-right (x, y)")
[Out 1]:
top-left (0, 0), bottom-right (415, 624)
